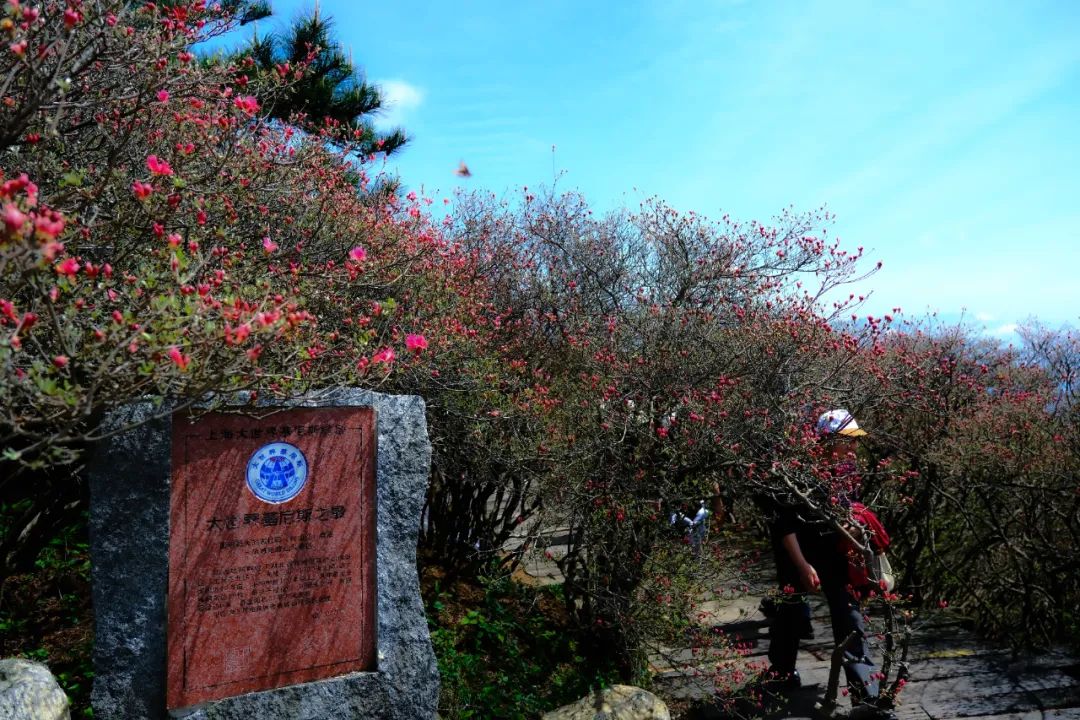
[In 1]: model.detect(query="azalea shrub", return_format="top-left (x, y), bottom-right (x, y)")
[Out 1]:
top-left (0, 0), bottom-right (492, 575)
top-left (438, 188), bottom-right (911, 681)
top-left (865, 320), bottom-right (1080, 651)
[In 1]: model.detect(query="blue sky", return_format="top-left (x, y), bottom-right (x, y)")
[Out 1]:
top-left (253, 1), bottom-right (1079, 334)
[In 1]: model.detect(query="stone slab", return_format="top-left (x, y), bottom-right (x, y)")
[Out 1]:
top-left (166, 407), bottom-right (376, 708)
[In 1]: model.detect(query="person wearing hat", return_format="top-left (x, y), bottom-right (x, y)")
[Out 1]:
top-left (753, 409), bottom-right (893, 719)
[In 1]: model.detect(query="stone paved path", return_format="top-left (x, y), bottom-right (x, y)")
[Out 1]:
top-left (510, 527), bottom-right (1080, 720)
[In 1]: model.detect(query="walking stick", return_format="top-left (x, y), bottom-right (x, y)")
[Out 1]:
top-left (816, 631), bottom-right (858, 719)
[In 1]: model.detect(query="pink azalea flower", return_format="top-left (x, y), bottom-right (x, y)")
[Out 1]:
top-left (262, 236), bottom-right (278, 253)
top-left (146, 155), bottom-right (173, 176)
top-left (132, 181), bottom-right (154, 199)
top-left (168, 345), bottom-right (190, 371)
top-left (2, 204), bottom-right (27, 233)
top-left (349, 246), bottom-right (367, 262)
top-left (254, 311), bottom-right (280, 327)
top-left (372, 347), bottom-right (395, 365)
top-left (233, 96), bottom-right (259, 115)
top-left (156, 90), bottom-right (170, 103)
top-left (405, 333), bottom-right (428, 353)
top-left (1, 174), bottom-right (37, 205)
top-left (55, 257), bottom-right (80, 276)
top-left (33, 211), bottom-right (65, 239)
top-left (53, 355), bottom-right (69, 368)
top-left (229, 323), bottom-right (251, 344)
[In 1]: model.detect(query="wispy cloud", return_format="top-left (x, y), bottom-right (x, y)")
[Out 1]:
top-left (820, 39), bottom-right (1080, 213)
top-left (374, 79), bottom-right (424, 130)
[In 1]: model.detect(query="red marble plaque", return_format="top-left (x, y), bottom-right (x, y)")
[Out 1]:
top-left (166, 407), bottom-right (376, 709)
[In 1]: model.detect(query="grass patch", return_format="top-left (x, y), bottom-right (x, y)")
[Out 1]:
top-left (421, 558), bottom-right (615, 719)
top-left (0, 508), bottom-right (94, 717)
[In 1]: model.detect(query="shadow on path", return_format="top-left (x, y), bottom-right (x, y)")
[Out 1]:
top-left (683, 682), bottom-right (829, 720)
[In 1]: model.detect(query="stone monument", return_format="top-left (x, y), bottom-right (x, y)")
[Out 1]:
top-left (88, 389), bottom-right (438, 719)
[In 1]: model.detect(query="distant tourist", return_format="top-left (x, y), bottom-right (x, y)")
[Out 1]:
top-left (669, 498), bottom-right (711, 554)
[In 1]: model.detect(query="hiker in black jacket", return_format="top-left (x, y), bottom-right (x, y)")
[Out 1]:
top-left (754, 409), bottom-right (893, 720)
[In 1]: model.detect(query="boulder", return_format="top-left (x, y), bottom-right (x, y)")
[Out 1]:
top-left (0, 658), bottom-right (70, 720)
top-left (542, 685), bottom-right (669, 720)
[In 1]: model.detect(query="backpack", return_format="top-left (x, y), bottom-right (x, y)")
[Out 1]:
top-left (840, 502), bottom-right (895, 592)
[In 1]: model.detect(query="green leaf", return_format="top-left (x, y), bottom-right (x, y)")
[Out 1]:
top-left (60, 170), bottom-right (86, 188)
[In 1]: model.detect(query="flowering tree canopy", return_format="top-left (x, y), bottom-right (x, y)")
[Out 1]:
top-left (0, 0), bottom-right (482, 575)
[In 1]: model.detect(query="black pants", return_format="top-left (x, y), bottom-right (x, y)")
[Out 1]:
top-left (767, 529), bottom-right (880, 701)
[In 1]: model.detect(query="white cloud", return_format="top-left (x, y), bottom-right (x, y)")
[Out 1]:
top-left (976, 312), bottom-right (995, 322)
top-left (374, 79), bottom-right (423, 131)
top-left (989, 323), bottom-right (1019, 337)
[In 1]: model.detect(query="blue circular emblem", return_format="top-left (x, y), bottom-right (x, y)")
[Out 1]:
top-left (246, 442), bottom-right (308, 504)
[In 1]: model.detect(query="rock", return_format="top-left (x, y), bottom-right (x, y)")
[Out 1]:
top-left (511, 563), bottom-right (560, 588)
top-left (542, 685), bottom-right (670, 720)
top-left (0, 658), bottom-right (70, 720)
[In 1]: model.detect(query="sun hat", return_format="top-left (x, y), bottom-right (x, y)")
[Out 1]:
top-left (816, 408), bottom-right (868, 437)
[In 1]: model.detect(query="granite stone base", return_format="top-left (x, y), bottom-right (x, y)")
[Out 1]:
top-left (89, 390), bottom-right (438, 720)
